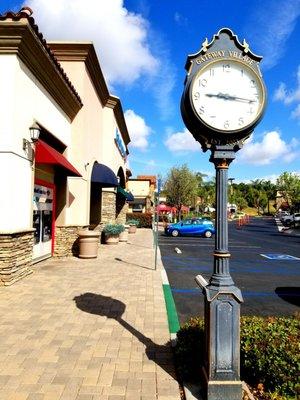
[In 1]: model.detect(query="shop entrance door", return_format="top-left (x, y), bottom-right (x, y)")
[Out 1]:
top-left (33, 182), bottom-right (55, 262)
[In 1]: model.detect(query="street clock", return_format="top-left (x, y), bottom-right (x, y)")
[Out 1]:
top-left (181, 28), bottom-right (267, 150)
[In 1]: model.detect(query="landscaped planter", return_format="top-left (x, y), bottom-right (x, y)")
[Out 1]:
top-left (103, 224), bottom-right (125, 245)
top-left (105, 234), bottom-right (119, 245)
top-left (127, 219), bottom-right (139, 234)
top-left (128, 225), bottom-right (137, 234)
top-left (119, 227), bottom-right (128, 242)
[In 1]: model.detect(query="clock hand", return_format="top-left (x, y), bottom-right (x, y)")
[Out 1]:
top-left (205, 92), bottom-right (236, 100)
top-left (205, 93), bottom-right (256, 103)
top-left (230, 95), bottom-right (256, 104)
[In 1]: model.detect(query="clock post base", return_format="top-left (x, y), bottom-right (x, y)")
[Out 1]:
top-left (204, 375), bottom-right (243, 400)
top-left (202, 285), bottom-right (243, 400)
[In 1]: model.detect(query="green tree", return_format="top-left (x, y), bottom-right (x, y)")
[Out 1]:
top-left (196, 176), bottom-right (215, 212)
top-left (276, 172), bottom-right (300, 210)
top-left (231, 190), bottom-right (248, 210)
top-left (261, 180), bottom-right (276, 214)
top-left (164, 164), bottom-right (198, 219)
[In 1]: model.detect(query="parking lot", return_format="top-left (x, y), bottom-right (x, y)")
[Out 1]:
top-left (159, 217), bottom-right (300, 324)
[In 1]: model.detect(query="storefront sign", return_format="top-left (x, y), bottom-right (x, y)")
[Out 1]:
top-left (115, 128), bottom-right (127, 159)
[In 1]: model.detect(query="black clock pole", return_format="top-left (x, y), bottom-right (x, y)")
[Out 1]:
top-left (180, 27), bottom-right (266, 400)
top-left (199, 144), bottom-right (243, 400)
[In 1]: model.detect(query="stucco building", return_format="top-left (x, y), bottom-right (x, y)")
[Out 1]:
top-left (0, 7), bottom-right (131, 285)
top-left (127, 176), bottom-right (156, 213)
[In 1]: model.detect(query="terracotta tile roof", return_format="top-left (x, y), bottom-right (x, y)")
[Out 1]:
top-left (0, 7), bottom-right (82, 106)
top-left (137, 175), bottom-right (157, 185)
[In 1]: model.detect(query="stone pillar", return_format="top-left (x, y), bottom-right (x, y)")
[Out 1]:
top-left (54, 225), bottom-right (89, 257)
top-left (0, 230), bottom-right (34, 286)
top-left (101, 191), bottom-right (116, 224)
top-left (116, 199), bottom-right (128, 225)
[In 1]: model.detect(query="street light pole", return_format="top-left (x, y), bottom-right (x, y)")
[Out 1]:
top-left (228, 177), bottom-right (235, 203)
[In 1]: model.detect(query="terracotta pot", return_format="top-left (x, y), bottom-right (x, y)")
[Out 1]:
top-left (128, 225), bottom-right (137, 234)
top-left (105, 234), bottom-right (119, 245)
top-left (78, 230), bottom-right (100, 258)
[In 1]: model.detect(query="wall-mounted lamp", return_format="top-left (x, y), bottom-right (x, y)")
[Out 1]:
top-left (23, 122), bottom-right (41, 151)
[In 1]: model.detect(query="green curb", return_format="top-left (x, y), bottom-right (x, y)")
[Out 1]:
top-left (162, 284), bottom-right (180, 334)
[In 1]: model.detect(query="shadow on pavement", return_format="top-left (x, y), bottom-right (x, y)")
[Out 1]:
top-left (275, 287), bottom-right (300, 307)
top-left (114, 257), bottom-right (154, 270)
top-left (73, 292), bottom-right (177, 379)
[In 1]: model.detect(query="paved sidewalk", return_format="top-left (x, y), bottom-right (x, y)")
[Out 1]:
top-left (0, 229), bottom-right (181, 400)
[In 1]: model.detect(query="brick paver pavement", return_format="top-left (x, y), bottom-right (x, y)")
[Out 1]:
top-left (0, 229), bottom-right (181, 400)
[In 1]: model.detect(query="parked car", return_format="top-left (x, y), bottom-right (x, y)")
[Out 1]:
top-left (164, 218), bottom-right (215, 238)
top-left (281, 213), bottom-right (300, 225)
top-left (276, 211), bottom-right (290, 219)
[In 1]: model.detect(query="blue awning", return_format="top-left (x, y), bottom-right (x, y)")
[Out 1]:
top-left (127, 192), bottom-right (134, 201)
top-left (91, 162), bottom-right (118, 187)
top-left (117, 186), bottom-right (134, 201)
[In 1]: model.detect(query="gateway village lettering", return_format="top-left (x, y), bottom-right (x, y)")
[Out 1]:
top-left (196, 50), bottom-right (254, 65)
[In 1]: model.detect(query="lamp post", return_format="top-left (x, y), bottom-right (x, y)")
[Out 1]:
top-left (180, 28), bottom-right (267, 399)
top-left (23, 122), bottom-right (41, 151)
top-left (23, 122), bottom-right (41, 164)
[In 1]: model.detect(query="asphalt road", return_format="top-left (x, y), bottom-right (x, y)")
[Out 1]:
top-left (158, 217), bottom-right (300, 325)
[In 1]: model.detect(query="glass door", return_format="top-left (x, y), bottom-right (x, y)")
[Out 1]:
top-left (33, 183), bottom-right (54, 262)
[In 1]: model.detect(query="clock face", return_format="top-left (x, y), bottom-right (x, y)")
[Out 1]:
top-left (190, 60), bottom-right (265, 132)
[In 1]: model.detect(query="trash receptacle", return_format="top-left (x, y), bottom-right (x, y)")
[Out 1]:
top-left (78, 230), bottom-right (100, 259)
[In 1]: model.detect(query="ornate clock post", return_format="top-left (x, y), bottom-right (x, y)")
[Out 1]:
top-left (181, 28), bottom-right (266, 400)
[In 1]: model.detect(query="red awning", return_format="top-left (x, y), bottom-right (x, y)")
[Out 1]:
top-left (35, 140), bottom-right (81, 177)
top-left (156, 204), bottom-right (172, 213)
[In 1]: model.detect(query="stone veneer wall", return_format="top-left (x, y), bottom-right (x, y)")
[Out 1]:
top-left (0, 230), bottom-right (34, 286)
top-left (54, 225), bottom-right (89, 258)
top-left (116, 201), bottom-right (128, 224)
top-left (101, 191), bottom-right (116, 224)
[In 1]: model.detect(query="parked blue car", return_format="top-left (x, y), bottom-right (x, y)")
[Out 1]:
top-left (164, 218), bottom-right (215, 238)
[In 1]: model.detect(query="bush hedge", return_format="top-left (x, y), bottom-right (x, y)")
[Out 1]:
top-left (126, 212), bottom-right (153, 228)
top-left (103, 224), bottom-right (125, 235)
top-left (174, 315), bottom-right (300, 398)
top-left (240, 316), bottom-right (299, 397)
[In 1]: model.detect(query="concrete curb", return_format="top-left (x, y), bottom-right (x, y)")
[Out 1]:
top-left (157, 246), bottom-right (180, 345)
top-left (155, 240), bottom-right (204, 399)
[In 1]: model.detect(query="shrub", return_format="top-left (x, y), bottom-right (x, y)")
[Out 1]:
top-left (174, 315), bottom-right (300, 398)
top-left (126, 219), bottom-right (140, 226)
top-left (240, 316), bottom-right (300, 397)
top-left (103, 224), bottom-right (125, 236)
top-left (126, 212), bottom-right (152, 228)
top-left (174, 317), bottom-right (204, 381)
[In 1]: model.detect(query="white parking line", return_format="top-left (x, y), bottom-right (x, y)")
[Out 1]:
top-left (159, 243), bottom-right (261, 248)
top-left (274, 217), bottom-right (290, 232)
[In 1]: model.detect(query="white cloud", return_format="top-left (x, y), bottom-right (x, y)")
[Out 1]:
top-left (236, 174), bottom-right (279, 184)
top-left (164, 128), bottom-right (200, 153)
top-left (125, 109), bottom-right (151, 150)
top-left (25, 0), bottom-right (159, 86)
top-left (174, 12), bottom-right (188, 27)
top-left (238, 130), bottom-right (299, 165)
top-left (245, 0), bottom-right (300, 70)
top-left (150, 61), bottom-right (176, 121)
top-left (25, 0), bottom-right (177, 120)
top-left (273, 65), bottom-right (300, 120)
top-left (291, 104), bottom-right (300, 119)
top-left (274, 66), bottom-right (300, 105)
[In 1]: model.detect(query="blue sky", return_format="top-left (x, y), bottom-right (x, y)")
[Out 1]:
top-left (2, 0), bottom-right (300, 182)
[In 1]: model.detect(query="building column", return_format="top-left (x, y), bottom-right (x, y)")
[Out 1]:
top-left (116, 196), bottom-right (128, 224)
top-left (0, 230), bottom-right (34, 286)
top-left (101, 190), bottom-right (117, 224)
